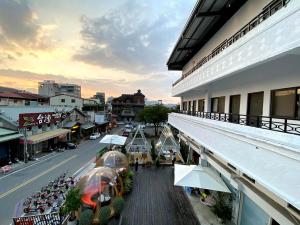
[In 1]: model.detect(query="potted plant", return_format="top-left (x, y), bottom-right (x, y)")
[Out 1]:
top-left (212, 193), bottom-right (232, 224)
top-left (61, 187), bottom-right (82, 225)
top-left (112, 197), bottom-right (125, 218)
top-left (79, 209), bottom-right (94, 225)
top-left (99, 206), bottom-right (111, 225)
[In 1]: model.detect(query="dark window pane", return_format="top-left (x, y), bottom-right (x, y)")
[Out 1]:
top-left (272, 89), bottom-right (296, 118)
top-left (198, 99), bottom-right (205, 112)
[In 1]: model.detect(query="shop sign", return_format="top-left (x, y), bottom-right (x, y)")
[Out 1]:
top-left (19, 112), bottom-right (68, 128)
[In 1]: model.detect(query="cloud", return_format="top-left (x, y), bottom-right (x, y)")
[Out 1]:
top-left (0, 0), bottom-right (55, 51)
top-left (73, 0), bottom-right (194, 74)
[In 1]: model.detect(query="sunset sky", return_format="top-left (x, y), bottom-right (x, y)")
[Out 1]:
top-left (0, 0), bottom-right (196, 103)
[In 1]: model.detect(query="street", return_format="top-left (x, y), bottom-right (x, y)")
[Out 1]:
top-left (0, 128), bottom-right (122, 225)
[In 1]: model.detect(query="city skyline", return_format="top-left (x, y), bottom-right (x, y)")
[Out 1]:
top-left (0, 0), bottom-right (196, 103)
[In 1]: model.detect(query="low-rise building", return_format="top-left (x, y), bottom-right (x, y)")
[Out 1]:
top-left (112, 89), bottom-right (145, 122)
top-left (0, 92), bottom-right (48, 106)
top-left (0, 106), bottom-right (71, 161)
top-left (50, 94), bottom-right (83, 109)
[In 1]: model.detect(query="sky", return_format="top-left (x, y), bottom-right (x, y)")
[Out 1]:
top-left (0, 0), bottom-right (196, 103)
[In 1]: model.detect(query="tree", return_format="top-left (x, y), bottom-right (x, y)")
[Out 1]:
top-left (138, 105), bottom-right (170, 136)
top-left (61, 187), bottom-right (82, 222)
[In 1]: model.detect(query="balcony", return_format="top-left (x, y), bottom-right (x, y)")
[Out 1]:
top-left (172, 0), bottom-right (300, 96)
top-left (168, 112), bottom-right (300, 211)
top-left (176, 110), bottom-right (300, 136)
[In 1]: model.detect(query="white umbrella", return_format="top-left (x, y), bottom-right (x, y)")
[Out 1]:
top-left (174, 164), bottom-right (230, 193)
top-left (99, 135), bottom-right (127, 146)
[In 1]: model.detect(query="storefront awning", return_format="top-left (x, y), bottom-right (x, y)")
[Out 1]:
top-left (63, 121), bottom-right (79, 129)
top-left (81, 122), bottom-right (95, 130)
top-left (0, 133), bottom-right (23, 143)
top-left (25, 128), bottom-right (70, 144)
top-left (174, 164), bottom-right (230, 193)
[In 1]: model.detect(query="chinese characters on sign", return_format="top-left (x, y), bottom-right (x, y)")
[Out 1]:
top-left (19, 112), bottom-right (68, 128)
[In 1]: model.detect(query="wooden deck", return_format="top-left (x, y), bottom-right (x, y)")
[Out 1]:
top-left (111, 166), bottom-right (200, 225)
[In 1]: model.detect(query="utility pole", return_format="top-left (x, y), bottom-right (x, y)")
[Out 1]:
top-left (23, 128), bottom-right (28, 163)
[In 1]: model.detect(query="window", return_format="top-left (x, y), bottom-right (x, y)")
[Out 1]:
top-left (71, 99), bottom-right (76, 103)
top-left (271, 87), bottom-right (300, 119)
top-left (198, 99), bottom-right (205, 112)
top-left (61, 99), bottom-right (65, 103)
top-left (182, 101), bottom-right (187, 111)
top-left (211, 97), bottom-right (225, 113)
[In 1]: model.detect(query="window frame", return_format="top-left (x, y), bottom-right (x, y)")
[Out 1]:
top-left (270, 86), bottom-right (300, 119)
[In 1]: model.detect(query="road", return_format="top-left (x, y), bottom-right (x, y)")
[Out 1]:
top-left (0, 127), bottom-right (122, 225)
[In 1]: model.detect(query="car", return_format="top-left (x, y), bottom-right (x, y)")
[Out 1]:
top-left (122, 131), bottom-right (130, 137)
top-left (89, 132), bottom-right (101, 140)
top-left (65, 142), bottom-right (77, 150)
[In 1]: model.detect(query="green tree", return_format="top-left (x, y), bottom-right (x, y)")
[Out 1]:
top-left (150, 139), bottom-right (157, 161)
top-left (138, 105), bottom-right (170, 136)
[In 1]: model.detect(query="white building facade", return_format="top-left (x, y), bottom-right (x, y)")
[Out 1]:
top-left (167, 0), bottom-right (300, 225)
top-left (38, 80), bottom-right (81, 98)
top-left (49, 94), bottom-right (83, 109)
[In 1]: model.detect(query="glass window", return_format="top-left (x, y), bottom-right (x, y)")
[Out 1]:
top-left (71, 99), bottom-right (76, 103)
top-left (211, 97), bottom-right (225, 113)
top-left (198, 99), bottom-right (205, 112)
top-left (61, 99), bottom-right (65, 103)
top-left (271, 88), bottom-right (297, 118)
top-left (240, 194), bottom-right (269, 225)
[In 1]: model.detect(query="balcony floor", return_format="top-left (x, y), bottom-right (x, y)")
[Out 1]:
top-left (111, 166), bottom-right (200, 225)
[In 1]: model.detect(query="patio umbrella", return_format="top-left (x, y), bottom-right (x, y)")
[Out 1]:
top-left (99, 135), bottom-right (127, 146)
top-left (174, 164), bottom-right (230, 193)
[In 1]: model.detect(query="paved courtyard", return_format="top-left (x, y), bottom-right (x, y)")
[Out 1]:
top-left (116, 166), bottom-right (200, 225)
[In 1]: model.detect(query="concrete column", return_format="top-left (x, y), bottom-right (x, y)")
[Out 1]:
top-left (204, 89), bottom-right (212, 112)
top-left (225, 95), bottom-right (230, 114)
top-left (263, 89), bottom-right (271, 117)
top-left (240, 92), bottom-right (248, 115)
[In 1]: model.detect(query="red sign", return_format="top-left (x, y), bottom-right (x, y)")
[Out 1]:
top-left (19, 112), bottom-right (68, 128)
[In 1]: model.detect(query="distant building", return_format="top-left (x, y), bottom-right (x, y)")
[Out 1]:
top-left (38, 80), bottom-right (81, 98)
top-left (111, 89), bottom-right (145, 122)
top-left (49, 94), bottom-right (83, 109)
top-left (93, 92), bottom-right (105, 105)
top-left (0, 91), bottom-right (48, 106)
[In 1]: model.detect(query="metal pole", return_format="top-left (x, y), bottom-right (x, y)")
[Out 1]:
top-left (24, 128), bottom-right (28, 163)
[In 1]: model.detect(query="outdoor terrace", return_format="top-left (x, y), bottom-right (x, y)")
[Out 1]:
top-left (109, 166), bottom-right (200, 225)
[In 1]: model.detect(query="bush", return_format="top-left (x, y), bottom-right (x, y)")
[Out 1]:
top-left (61, 187), bottom-right (82, 221)
top-left (99, 206), bottom-right (111, 225)
top-left (150, 140), bottom-right (157, 161)
top-left (79, 209), bottom-right (94, 225)
top-left (126, 169), bottom-right (134, 180)
top-left (121, 145), bottom-right (127, 155)
top-left (212, 193), bottom-right (232, 223)
top-left (112, 197), bottom-right (125, 218)
top-left (124, 177), bottom-right (133, 193)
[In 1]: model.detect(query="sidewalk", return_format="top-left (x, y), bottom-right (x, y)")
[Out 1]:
top-left (0, 151), bottom-right (58, 177)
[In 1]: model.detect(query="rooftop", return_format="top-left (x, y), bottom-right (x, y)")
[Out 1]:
top-left (167, 0), bottom-right (246, 70)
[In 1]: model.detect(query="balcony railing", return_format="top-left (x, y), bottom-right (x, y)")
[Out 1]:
top-left (177, 110), bottom-right (300, 136)
top-left (172, 0), bottom-right (290, 87)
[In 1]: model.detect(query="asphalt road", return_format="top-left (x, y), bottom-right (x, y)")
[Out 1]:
top-left (0, 127), bottom-right (122, 225)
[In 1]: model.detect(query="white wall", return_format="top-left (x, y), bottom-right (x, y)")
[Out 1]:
top-left (0, 98), bottom-right (25, 106)
top-left (182, 0), bottom-right (271, 74)
top-left (181, 55), bottom-right (300, 117)
top-left (50, 95), bottom-right (83, 109)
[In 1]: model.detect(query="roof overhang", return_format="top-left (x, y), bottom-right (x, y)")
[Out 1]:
top-left (167, 0), bottom-right (247, 71)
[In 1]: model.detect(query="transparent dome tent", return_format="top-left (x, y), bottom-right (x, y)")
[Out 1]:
top-left (78, 167), bottom-right (120, 210)
top-left (96, 151), bottom-right (129, 173)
